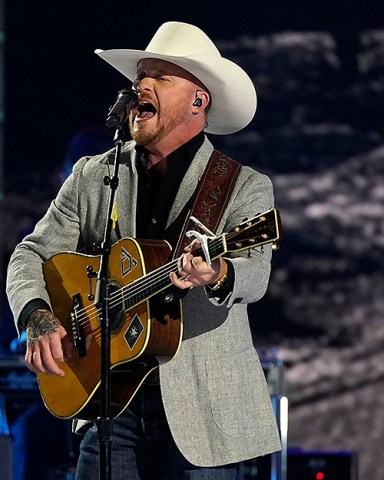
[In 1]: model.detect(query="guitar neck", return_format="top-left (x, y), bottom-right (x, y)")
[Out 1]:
top-left (123, 236), bottom-right (226, 309)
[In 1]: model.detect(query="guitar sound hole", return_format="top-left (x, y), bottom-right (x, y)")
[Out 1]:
top-left (108, 283), bottom-right (125, 333)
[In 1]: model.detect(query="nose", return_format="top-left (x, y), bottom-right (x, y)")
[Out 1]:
top-left (134, 76), bottom-right (154, 94)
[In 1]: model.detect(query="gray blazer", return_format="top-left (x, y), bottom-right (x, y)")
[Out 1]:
top-left (6, 136), bottom-right (281, 467)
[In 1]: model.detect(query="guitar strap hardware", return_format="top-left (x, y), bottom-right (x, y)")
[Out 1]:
top-left (173, 149), bottom-right (241, 259)
top-left (186, 229), bottom-right (215, 265)
top-left (186, 215), bottom-right (216, 264)
top-left (189, 215), bottom-right (216, 237)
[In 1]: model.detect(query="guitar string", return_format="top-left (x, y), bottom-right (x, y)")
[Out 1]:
top-left (73, 239), bottom-right (221, 329)
top-left (72, 234), bottom-right (225, 328)
top-left (105, 232), bottom-right (228, 309)
top-left (73, 258), bottom-right (179, 325)
top-left (70, 220), bottom-right (270, 334)
top-left (78, 257), bottom-right (181, 343)
top-left (71, 219), bottom-right (270, 332)
top-left (71, 222), bottom-right (269, 333)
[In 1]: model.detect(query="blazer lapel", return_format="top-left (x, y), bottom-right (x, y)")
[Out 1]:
top-left (166, 137), bottom-right (214, 228)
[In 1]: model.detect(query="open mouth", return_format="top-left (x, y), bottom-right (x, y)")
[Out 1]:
top-left (136, 102), bottom-right (157, 120)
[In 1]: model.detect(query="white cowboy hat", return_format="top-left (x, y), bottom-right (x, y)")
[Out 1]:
top-left (95, 21), bottom-right (257, 135)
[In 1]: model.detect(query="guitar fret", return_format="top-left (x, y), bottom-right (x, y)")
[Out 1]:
top-left (121, 239), bottom-right (227, 311)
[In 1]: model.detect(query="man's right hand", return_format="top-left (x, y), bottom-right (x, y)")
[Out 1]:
top-left (25, 309), bottom-right (73, 376)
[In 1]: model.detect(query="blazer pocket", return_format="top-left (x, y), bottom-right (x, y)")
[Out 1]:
top-left (205, 347), bottom-right (272, 438)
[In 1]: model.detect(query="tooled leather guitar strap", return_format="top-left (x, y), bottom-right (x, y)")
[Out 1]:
top-left (173, 149), bottom-right (241, 258)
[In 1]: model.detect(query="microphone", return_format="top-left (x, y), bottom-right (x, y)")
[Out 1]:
top-left (105, 88), bottom-right (139, 128)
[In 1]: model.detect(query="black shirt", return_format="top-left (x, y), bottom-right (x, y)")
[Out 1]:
top-left (135, 131), bottom-right (204, 248)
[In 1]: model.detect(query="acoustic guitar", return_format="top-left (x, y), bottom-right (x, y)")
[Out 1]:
top-left (38, 208), bottom-right (281, 419)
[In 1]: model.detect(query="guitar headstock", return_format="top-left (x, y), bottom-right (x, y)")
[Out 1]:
top-left (224, 208), bottom-right (281, 253)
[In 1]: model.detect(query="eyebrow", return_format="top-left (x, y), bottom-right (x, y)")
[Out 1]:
top-left (135, 68), bottom-right (167, 81)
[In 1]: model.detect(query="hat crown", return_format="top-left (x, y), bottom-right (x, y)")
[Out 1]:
top-left (145, 22), bottom-right (221, 58)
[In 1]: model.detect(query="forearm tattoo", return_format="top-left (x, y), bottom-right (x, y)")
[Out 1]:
top-left (26, 310), bottom-right (61, 343)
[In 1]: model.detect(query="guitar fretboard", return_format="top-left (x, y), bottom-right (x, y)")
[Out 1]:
top-left (115, 236), bottom-right (226, 311)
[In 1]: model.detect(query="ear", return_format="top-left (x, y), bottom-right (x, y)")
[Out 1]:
top-left (192, 90), bottom-right (210, 112)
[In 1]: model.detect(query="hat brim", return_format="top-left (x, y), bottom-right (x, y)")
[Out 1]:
top-left (95, 49), bottom-right (257, 135)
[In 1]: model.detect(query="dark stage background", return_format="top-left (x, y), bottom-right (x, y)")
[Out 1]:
top-left (1, 1), bottom-right (384, 479)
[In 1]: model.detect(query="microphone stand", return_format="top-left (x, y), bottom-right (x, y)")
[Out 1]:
top-left (94, 124), bottom-right (126, 480)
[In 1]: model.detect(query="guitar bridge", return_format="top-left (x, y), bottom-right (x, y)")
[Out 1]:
top-left (71, 293), bottom-right (86, 357)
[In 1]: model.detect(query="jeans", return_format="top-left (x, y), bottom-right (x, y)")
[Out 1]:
top-left (75, 385), bottom-right (240, 480)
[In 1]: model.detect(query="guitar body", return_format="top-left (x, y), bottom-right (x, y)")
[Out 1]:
top-left (38, 237), bottom-right (182, 420)
top-left (34, 208), bottom-right (281, 420)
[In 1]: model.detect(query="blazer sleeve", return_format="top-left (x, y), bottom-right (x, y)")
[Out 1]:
top-left (207, 166), bottom-right (275, 308)
top-left (6, 156), bottom-right (89, 333)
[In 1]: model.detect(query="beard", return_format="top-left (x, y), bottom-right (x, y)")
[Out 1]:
top-left (129, 97), bottom-right (190, 146)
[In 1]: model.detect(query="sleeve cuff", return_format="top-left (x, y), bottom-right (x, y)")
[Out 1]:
top-left (19, 299), bottom-right (51, 330)
top-left (206, 259), bottom-right (234, 300)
